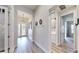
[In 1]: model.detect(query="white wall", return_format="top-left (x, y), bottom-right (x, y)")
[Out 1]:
top-left (28, 23), bottom-right (32, 41)
top-left (76, 6), bottom-right (79, 52)
top-left (34, 5), bottom-right (52, 52)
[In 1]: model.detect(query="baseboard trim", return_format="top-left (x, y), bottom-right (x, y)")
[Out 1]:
top-left (14, 46), bottom-right (17, 53)
top-left (18, 35), bottom-right (28, 38)
top-left (73, 50), bottom-right (78, 53)
top-left (34, 41), bottom-right (49, 53)
top-left (0, 50), bottom-right (4, 52)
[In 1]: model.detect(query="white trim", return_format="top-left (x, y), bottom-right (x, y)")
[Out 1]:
top-left (9, 5), bottom-right (15, 53)
top-left (34, 41), bottom-right (49, 53)
top-left (59, 7), bottom-right (77, 50)
top-left (4, 7), bottom-right (8, 53)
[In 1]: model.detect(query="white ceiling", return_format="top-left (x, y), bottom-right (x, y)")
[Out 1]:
top-left (20, 5), bottom-right (39, 11)
top-left (17, 10), bottom-right (32, 23)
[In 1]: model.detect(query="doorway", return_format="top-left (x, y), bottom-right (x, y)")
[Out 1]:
top-left (60, 13), bottom-right (75, 52)
top-left (16, 10), bottom-right (33, 53)
top-left (18, 23), bottom-right (27, 37)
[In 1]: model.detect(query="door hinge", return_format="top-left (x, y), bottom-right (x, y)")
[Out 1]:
top-left (8, 36), bottom-right (10, 38)
top-left (8, 11), bottom-right (10, 14)
top-left (8, 11), bottom-right (10, 16)
top-left (8, 24), bottom-right (10, 26)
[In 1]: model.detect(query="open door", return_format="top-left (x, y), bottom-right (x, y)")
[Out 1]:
top-left (0, 6), bottom-right (8, 52)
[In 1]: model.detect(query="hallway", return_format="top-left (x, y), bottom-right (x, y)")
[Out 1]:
top-left (0, 5), bottom-right (79, 53)
top-left (15, 37), bottom-right (32, 53)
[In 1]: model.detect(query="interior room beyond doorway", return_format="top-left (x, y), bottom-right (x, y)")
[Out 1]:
top-left (16, 10), bottom-right (33, 53)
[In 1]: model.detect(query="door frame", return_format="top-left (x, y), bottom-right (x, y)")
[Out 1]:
top-left (0, 6), bottom-right (8, 52)
top-left (59, 7), bottom-right (77, 50)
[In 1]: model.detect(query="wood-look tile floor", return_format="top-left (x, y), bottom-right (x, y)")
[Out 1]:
top-left (32, 42), bottom-right (44, 53)
top-left (15, 37), bottom-right (32, 53)
top-left (51, 39), bottom-right (74, 53)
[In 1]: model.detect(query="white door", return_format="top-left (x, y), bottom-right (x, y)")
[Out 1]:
top-left (0, 6), bottom-right (8, 52)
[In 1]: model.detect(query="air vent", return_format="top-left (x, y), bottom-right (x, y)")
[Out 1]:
top-left (59, 5), bottom-right (66, 10)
